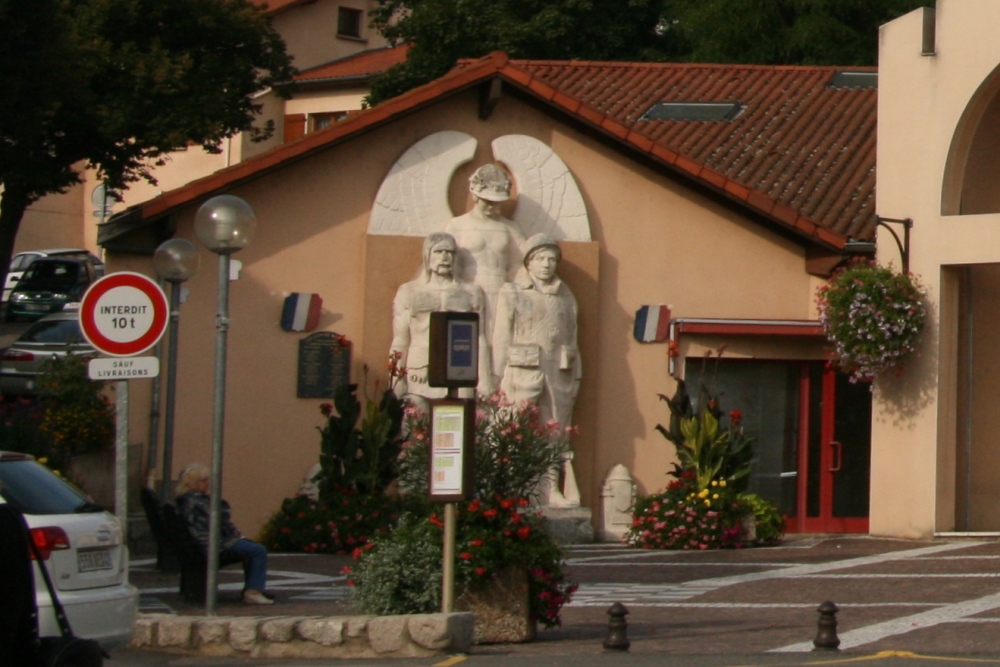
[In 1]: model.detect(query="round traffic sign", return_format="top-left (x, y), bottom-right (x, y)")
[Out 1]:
top-left (80, 272), bottom-right (169, 357)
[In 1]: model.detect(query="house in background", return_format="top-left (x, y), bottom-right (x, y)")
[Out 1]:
top-left (10, 0), bottom-right (393, 258)
top-left (100, 52), bottom-right (880, 538)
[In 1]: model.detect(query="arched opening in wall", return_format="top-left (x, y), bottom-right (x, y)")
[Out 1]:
top-left (942, 62), bottom-right (1000, 215)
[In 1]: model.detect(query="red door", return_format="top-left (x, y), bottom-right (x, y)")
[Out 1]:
top-left (789, 365), bottom-right (870, 533)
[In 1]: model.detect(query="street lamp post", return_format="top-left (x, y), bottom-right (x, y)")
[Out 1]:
top-left (194, 195), bottom-right (257, 615)
top-left (153, 239), bottom-right (200, 505)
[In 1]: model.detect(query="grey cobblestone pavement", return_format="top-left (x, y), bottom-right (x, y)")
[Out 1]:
top-left (117, 534), bottom-right (1000, 665)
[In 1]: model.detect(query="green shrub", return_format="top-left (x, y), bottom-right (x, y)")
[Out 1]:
top-left (262, 362), bottom-right (406, 553)
top-left (259, 488), bottom-right (401, 554)
top-left (0, 355), bottom-right (113, 473)
top-left (352, 393), bottom-right (577, 628)
top-left (349, 514), bottom-right (442, 615)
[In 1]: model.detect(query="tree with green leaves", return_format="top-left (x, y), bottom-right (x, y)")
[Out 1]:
top-left (366, 0), bottom-right (929, 106)
top-left (656, 0), bottom-right (930, 66)
top-left (0, 0), bottom-right (295, 291)
top-left (367, 0), bottom-right (671, 106)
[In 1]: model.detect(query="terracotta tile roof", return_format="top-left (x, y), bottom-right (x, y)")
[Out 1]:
top-left (294, 46), bottom-right (409, 85)
top-left (104, 52), bottom-right (875, 251)
top-left (512, 60), bottom-right (877, 243)
top-left (249, 0), bottom-right (312, 14)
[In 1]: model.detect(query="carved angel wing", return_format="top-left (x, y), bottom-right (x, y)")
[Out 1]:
top-left (492, 135), bottom-right (591, 242)
top-left (368, 131), bottom-right (477, 236)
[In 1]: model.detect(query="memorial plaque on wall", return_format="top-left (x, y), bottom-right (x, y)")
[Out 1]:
top-left (297, 332), bottom-right (350, 398)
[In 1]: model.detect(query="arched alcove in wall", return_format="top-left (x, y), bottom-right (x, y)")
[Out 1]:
top-left (943, 61), bottom-right (1000, 215)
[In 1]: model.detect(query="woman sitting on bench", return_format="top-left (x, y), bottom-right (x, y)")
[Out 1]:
top-left (175, 463), bottom-right (274, 605)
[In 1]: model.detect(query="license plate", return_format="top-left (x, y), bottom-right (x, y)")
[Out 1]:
top-left (24, 304), bottom-right (47, 311)
top-left (78, 549), bottom-right (112, 572)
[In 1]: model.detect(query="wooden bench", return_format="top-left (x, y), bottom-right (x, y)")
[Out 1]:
top-left (141, 488), bottom-right (247, 603)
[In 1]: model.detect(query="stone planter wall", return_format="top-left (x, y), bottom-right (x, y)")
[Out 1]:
top-left (130, 611), bottom-right (474, 659)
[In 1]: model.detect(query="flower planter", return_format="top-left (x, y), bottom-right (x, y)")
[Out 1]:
top-left (456, 568), bottom-right (536, 644)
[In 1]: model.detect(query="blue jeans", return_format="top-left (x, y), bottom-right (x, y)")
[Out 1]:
top-left (223, 538), bottom-right (268, 592)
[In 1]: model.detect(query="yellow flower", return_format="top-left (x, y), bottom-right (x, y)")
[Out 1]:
top-left (711, 480), bottom-right (718, 487)
top-left (713, 494), bottom-right (719, 500)
top-left (719, 480), bottom-right (727, 487)
top-left (698, 489), bottom-right (709, 499)
top-left (704, 500), bottom-right (711, 507)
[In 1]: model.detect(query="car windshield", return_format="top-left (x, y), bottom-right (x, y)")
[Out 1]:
top-left (19, 319), bottom-right (84, 345)
top-left (0, 459), bottom-right (93, 515)
top-left (19, 261), bottom-right (81, 288)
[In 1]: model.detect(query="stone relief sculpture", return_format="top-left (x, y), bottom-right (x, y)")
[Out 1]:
top-left (492, 235), bottom-right (582, 508)
top-left (369, 131), bottom-right (592, 242)
top-left (373, 132), bottom-right (590, 512)
top-left (444, 164), bottom-right (526, 340)
top-left (389, 233), bottom-right (494, 410)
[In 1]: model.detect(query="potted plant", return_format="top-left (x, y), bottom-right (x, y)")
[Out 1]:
top-left (816, 260), bottom-right (926, 383)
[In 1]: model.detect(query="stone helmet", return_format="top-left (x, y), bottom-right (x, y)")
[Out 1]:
top-left (468, 164), bottom-right (511, 202)
top-left (522, 233), bottom-right (561, 267)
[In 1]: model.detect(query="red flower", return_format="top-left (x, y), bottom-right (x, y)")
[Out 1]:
top-left (500, 499), bottom-right (514, 509)
top-left (517, 526), bottom-right (531, 539)
top-left (475, 567), bottom-right (487, 576)
top-left (429, 514), bottom-right (444, 527)
top-left (459, 551), bottom-right (473, 561)
top-left (470, 539), bottom-right (483, 547)
top-left (483, 509), bottom-right (498, 519)
top-left (729, 409), bottom-right (742, 426)
top-left (320, 403), bottom-right (333, 417)
top-left (341, 565), bottom-right (352, 574)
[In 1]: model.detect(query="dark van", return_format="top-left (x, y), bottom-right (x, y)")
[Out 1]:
top-left (6, 258), bottom-right (97, 322)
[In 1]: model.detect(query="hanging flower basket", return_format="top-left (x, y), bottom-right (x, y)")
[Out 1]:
top-left (816, 260), bottom-right (926, 383)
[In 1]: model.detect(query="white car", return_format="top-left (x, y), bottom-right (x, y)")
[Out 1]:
top-left (3, 248), bottom-right (105, 303)
top-left (0, 452), bottom-right (137, 650)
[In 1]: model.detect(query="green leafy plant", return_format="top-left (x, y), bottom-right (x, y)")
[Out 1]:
top-left (626, 470), bottom-right (784, 549)
top-left (398, 392), bottom-right (568, 503)
top-left (0, 355), bottom-right (114, 474)
top-left (262, 356), bottom-right (406, 553)
top-left (656, 378), bottom-right (755, 492)
top-left (817, 259), bottom-right (926, 383)
top-left (627, 470), bottom-right (748, 549)
top-left (632, 371), bottom-right (783, 550)
top-left (348, 514), bottom-right (443, 615)
top-left (352, 392), bottom-right (577, 629)
top-left (36, 354), bottom-right (114, 468)
top-left (258, 488), bottom-right (400, 554)
top-left (740, 492), bottom-right (785, 546)
top-left (313, 356), bottom-right (405, 497)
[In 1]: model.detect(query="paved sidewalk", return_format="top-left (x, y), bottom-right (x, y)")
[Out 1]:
top-left (122, 534), bottom-right (1000, 663)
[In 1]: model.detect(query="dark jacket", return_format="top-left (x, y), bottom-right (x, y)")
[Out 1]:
top-left (176, 491), bottom-right (241, 551)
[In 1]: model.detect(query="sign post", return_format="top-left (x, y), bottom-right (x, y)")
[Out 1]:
top-left (80, 272), bottom-right (169, 534)
top-left (427, 312), bottom-right (479, 613)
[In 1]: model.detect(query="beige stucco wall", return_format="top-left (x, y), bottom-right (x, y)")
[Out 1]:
top-left (270, 0), bottom-right (387, 72)
top-left (14, 182), bottom-right (90, 254)
top-left (115, 86), bottom-right (825, 536)
top-left (875, 0), bottom-right (1000, 537)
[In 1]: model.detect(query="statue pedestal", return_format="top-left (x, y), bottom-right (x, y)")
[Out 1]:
top-left (540, 506), bottom-right (594, 544)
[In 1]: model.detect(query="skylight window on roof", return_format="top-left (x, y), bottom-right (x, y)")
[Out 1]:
top-left (641, 102), bottom-right (744, 122)
top-left (829, 71), bottom-right (878, 89)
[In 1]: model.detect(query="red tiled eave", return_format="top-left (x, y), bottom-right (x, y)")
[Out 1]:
top-left (116, 52), bottom-right (865, 252)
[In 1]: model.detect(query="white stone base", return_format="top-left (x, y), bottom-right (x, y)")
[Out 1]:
top-left (540, 506), bottom-right (594, 544)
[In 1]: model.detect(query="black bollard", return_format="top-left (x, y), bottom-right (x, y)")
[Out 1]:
top-left (603, 601), bottom-right (631, 650)
top-left (812, 600), bottom-right (840, 651)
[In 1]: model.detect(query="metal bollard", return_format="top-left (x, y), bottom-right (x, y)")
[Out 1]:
top-left (813, 600), bottom-right (840, 651)
top-left (603, 601), bottom-right (631, 650)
